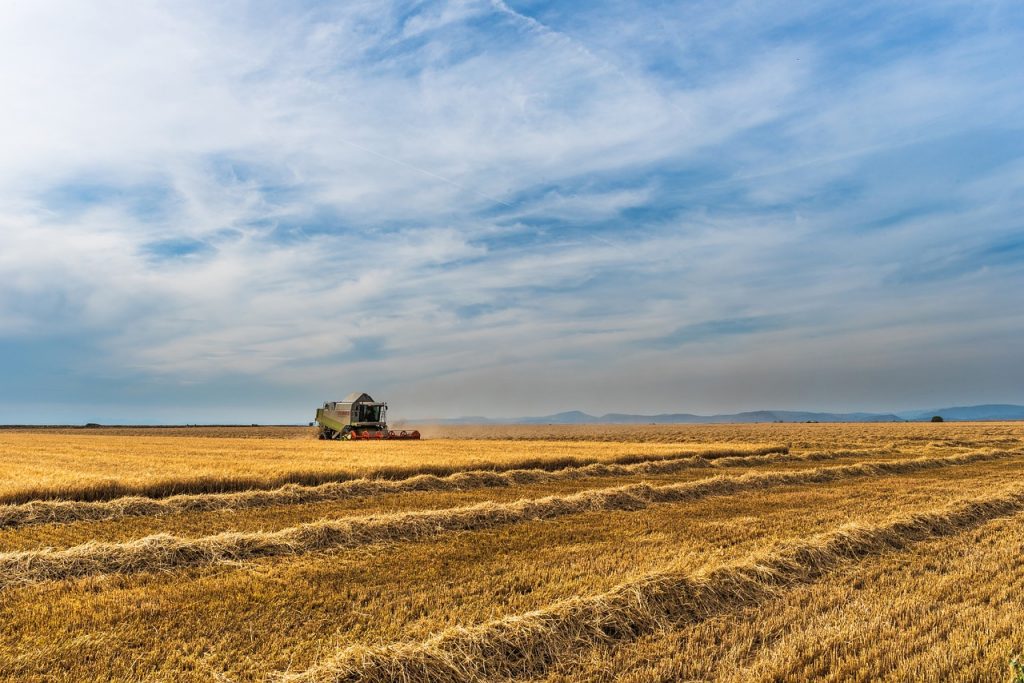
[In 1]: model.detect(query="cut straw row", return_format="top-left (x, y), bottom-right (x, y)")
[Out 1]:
top-left (0, 449), bottom-right (1015, 590)
top-left (0, 445), bottom-right (790, 506)
top-left (278, 483), bottom-right (1024, 682)
top-left (0, 447), bottom-right (876, 530)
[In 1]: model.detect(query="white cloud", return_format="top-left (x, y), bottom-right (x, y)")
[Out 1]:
top-left (0, 0), bottom-right (1021, 419)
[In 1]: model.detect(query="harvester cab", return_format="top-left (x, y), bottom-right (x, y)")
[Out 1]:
top-left (315, 392), bottom-right (420, 440)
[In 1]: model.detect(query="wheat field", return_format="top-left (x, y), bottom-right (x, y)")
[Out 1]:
top-left (1, 423), bottom-right (1023, 681)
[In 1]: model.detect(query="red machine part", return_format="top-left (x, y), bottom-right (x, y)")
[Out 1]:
top-left (347, 429), bottom-right (420, 440)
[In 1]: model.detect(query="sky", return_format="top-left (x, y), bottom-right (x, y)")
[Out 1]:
top-left (1, 0), bottom-right (1023, 423)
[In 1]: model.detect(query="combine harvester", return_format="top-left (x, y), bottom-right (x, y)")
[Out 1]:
top-left (315, 392), bottom-right (421, 440)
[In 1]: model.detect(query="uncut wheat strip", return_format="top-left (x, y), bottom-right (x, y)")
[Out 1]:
top-left (0, 445), bottom-right (876, 530)
top-left (0, 445), bottom-right (790, 507)
top-left (0, 449), bottom-right (1016, 590)
top-left (277, 485), bottom-right (1024, 683)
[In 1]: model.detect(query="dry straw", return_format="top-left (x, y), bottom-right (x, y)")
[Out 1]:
top-left (279, 484), bottom-right (1024, 682)
top-left (0, 445), bottom-right (789, 506)
top-left (0, 449), bottom-right (1014, 590)
top-left (0, 446), bottom-right (878, 530)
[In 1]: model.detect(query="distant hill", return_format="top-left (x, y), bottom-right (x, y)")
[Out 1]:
top-left (422, 404), bottom-right (1024, 424)
top-left (898, 404), bottom-right (1024, 421)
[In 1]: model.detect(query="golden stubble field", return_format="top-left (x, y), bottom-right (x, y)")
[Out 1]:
top-left (0, 422), bottom-right (1023, 682)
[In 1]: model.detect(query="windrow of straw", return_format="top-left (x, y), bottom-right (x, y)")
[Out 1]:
top-left (0, 445), bottom-right (790, 506)
top-left (278, 484), bottom-right (1024, 683)
top-left (708, 447), bottom-right (883, 468)
top-left (0, 446), bottom-right (878, 530)
top-left (0, 449), bottom-right (1015, 590)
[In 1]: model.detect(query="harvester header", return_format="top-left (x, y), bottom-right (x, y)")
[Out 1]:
top-left (315, 392), bottom-right (420, 440)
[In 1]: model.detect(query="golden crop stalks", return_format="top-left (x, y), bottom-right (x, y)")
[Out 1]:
top-left (0, 446), bottom-right (896, 531)
top-left (278, 484), bottom-right (1024, 682)
top-left (0, 449), bottom-right (1014, 590)
top-left (0, 440), bottom-right (787, 505)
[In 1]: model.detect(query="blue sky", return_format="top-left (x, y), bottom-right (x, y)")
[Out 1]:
top-left (1, 0), bottom-right (1022, 422)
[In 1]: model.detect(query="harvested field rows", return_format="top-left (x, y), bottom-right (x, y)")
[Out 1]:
top-left (541, 513), bottom-right (1024, 683)
top-left (3, 462), bottom-right (1021, 681)
top-left (0, 449), bottom-right (1016, 588)
top-left (0, 432), bottom-right (780, 504)
top-left (287, 485), bottom-right (1024, 683)
top-left (0, 446), bottom-right (895, 531)
top-left (0, 424), bottom-right (1022, 682)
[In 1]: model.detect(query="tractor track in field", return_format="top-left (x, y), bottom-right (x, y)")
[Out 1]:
top-left (0, 447), bottom-right (879, 530)
top-left (277, 483), bottom-right (1024, 682)
top-left (0, 449), bottom-right (1016, 590)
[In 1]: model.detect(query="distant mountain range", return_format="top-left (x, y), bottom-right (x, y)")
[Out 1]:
top-left (422, 404), bottom-right (1024, 424)
top-left (894, 404), bottom-right (1024, 421)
